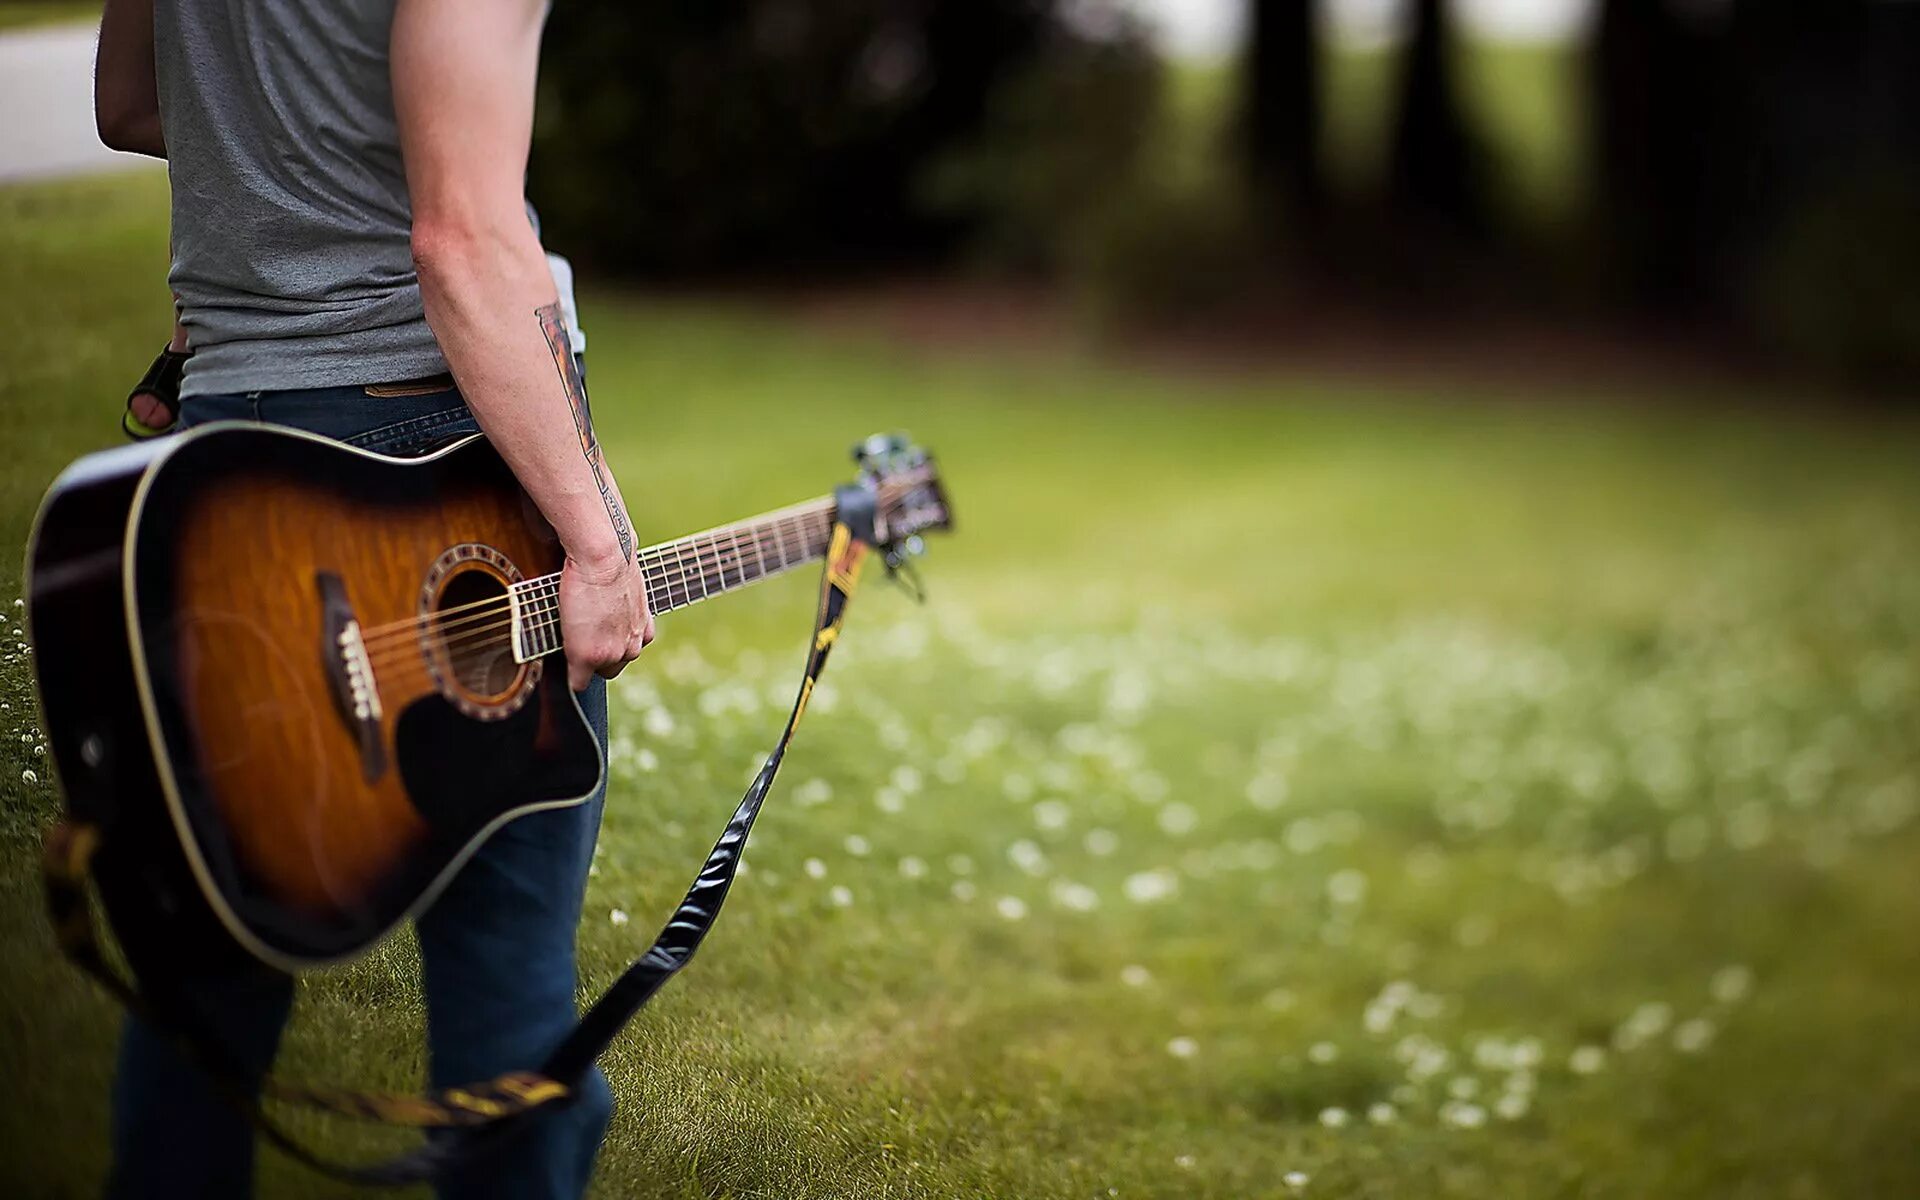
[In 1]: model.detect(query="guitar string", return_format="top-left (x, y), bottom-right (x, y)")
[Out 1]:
top-left (358, 543), bottom-right (831, 665)
top-left (354, 515), bottom-right (832, 650)
top-left (350, 488), bottom-right (872, 644)
top-left (362, 550), bottom-right (827, 671)
top-left (355, 529), bottom-right (826, 659)
top-left (361, 542), bottom-right (830, 669)
top-left (350, 499), bottom-right (840, 642)
top-left (357, 538), bottom-right (819, 662)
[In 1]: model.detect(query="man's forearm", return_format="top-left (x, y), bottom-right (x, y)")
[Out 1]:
top-left (414, 222), bottom-right (633, 570)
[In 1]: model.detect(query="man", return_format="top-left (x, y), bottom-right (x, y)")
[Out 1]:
top-left (93, 0), bottom-right (651, 1195)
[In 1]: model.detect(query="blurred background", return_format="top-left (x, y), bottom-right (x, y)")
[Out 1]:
top-left (517, 0), bottom-right (1920, 388)
top-left (2, 2), bottom-right (1919, 1197)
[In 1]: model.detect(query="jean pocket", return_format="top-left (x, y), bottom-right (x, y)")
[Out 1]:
top-left (346, 404), bottom-right (482, 458)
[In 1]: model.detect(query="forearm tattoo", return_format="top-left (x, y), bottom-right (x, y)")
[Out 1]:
top-left (536, 302), bottom-right (634, 563)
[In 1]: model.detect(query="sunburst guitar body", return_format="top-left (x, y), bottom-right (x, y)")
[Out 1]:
top-left (25, 424), bottom-right (949, 974)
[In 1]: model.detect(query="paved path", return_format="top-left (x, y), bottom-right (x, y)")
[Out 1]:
top-left (0, 23), bottom-right (160, 183)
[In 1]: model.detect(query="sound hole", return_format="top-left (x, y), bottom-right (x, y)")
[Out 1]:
top-left (434, 567), bottom-right (519, 699)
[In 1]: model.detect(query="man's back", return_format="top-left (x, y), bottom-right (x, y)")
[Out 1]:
top-left (156, 0), bottom-right (441, 396)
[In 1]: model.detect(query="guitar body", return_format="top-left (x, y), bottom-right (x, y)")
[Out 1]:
top-left (28, 426), bottom-right (601, 972)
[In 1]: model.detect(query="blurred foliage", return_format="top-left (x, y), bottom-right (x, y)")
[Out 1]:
top-left (1068, 168), bottom-right (1260, 327)
top-left (1752, 168), bottom-right (1920, 385)
top-left (520, 0), bottom-right (1920, 386)
top-left (920, 25), bottom-right (1163, 276)
top-left (529, 0), bottom-right (1103, 274)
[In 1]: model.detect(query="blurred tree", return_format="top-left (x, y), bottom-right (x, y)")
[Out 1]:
top-left (1590, 0), bottom-right (1920, 380)
top-left (529, 0), bottom-right (1076, 275)
top-left (1384, 0), bottom-right (1492, 241)
top-left (1240, 0), bottom-right (1322, 218)
top-left (1587, 0), bottom-right (1717, 308)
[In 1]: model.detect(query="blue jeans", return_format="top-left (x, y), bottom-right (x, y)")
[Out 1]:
top-left (107, 378), bottom-right (613, 1199)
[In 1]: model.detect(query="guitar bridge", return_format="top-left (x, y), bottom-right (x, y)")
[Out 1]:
top-left (317, 571), bottom-right (388, 784)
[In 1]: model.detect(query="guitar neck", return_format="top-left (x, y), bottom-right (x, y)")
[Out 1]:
top-left (509, 496), bottom-right (838, 659)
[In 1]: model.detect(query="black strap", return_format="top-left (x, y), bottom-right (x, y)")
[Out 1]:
top-left (122, 345), bottom-right (191, 441)
top-left (43, 507), bottom-right (877, 1186)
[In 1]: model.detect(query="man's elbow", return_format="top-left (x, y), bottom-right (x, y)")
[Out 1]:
top-left (411, 215), bottom-right (532, 295)
top-left (95, 98), bottom-right (157, 155)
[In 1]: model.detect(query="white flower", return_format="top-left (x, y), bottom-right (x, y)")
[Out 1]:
top-left (634, 748), bottom-right (659, 772)
top-left (1033, 799), bottom-right (1071, 830)
top-left (1083, 828), bottom-right (1120, 856)
top-left (1263, 987), bottom-right (1297, 1012)
top-left (874, 786), bottom-right (905, 814)
top-left (1318, 1106), bottom-right (1350, 1129)
top-left (897, 855), bottom-right (928, 879)
top-left (1327, 869), bottom-right (1368, 906)
top-left (1511, 1038), bottom-right (1542, 1069)
top-left (1122, 869), bottom-right (1179, 904)
top-left (1673, 1017), bottom-right (1716, 1054)
top-left (829, 885), bottom-right (853, 907)
top-left (1441, 1100), bottom-right (1487, 1129)
top-left (1120, 964), bottom-right (1152, 988)
top-left (1494, 1092), bottom-right (1530, 1121)
top-left (1568, 1045), bottom-right (1607, 1075)
top-left (843, 834), bottom-right (870, 857)
top-left (1283, 1170), bottom-right (1310, 1190)
top-left (1248, 772), bottom-right (1289, 810)
top-left (1166, 1036), bottom-right (1199, 1059)
top-left (609, 908), bottom-right (629, 926)
top-left (1367, 1102), bottom-right (1397, 1125)
top-left (1050, 880), bottom-right (1100, 912)
top-left (950, 880), bottom-right (977, 902)
top-left (1614, 1002), bottom-right (1672, 1051)
top-left (1307, 1041), bottom-right (1339, 1064)
top-left (21, 769), bottom-right (38, 785)
top-left (794, 778), bottom-right (833, 806)
top-left (994, 895), bottom-right (1028, 920)
top-left (1007, 839), bottom-right (1049, 875)
top-left (642, 707), bottom-right (675, 737)
top-left (1174, 1154), bottom-right (1195, 1169)
top-left (803, 857), bottom-right (828, 880)
top-left (890, 764), bottom-right (923, 794)
top-left (1157, 803), bottom-right (1198, 836)
top-left (1448, 1075), bottom-right (1479, 1099)
top-left (1710, 964), bottom-right (1754, 1005)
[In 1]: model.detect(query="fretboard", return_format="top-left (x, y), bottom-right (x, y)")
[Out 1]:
top-left (509, 497), bottom-right (837, 661)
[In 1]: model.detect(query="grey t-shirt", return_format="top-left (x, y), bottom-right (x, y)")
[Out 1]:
top-left (154, 0), bottom-right (582, 398)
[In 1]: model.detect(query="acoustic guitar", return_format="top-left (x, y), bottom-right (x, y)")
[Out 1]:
top-left (26, 425), bottom-right (950, 974)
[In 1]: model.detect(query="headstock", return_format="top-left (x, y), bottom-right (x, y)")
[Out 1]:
top-left (854, 432), bottom-right (953, 569)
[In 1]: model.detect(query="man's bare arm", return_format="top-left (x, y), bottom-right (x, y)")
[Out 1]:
top-left (391, 0), bottom-right (651, 689)
top-left (96, 0), bottom-right (165, 157)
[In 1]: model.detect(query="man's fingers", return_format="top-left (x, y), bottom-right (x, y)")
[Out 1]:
top-left (130, 392), bottom-right (171, 428)
top-left (568, 658), bottom-right (593, 692)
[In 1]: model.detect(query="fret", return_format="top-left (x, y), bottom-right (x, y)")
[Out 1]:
top-left (509, 497), bottom-right (841, 657)
top-left (748, 522), bottom-right (769, 581)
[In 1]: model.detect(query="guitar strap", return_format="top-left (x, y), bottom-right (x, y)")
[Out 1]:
top-left (41, 484), bottom-right (881, 1186)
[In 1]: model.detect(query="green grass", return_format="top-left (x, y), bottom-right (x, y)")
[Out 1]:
top-left (4, 172), bottom-right (1920, 1199)
top-left (0, 1), bottom-right (97, 33)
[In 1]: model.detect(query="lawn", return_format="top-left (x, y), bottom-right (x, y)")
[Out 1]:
top-left (3, 171), bottom-right (1919, 1200)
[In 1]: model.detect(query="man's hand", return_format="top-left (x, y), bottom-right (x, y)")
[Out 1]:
top-left (559, 551), bottom-right (654, 692)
